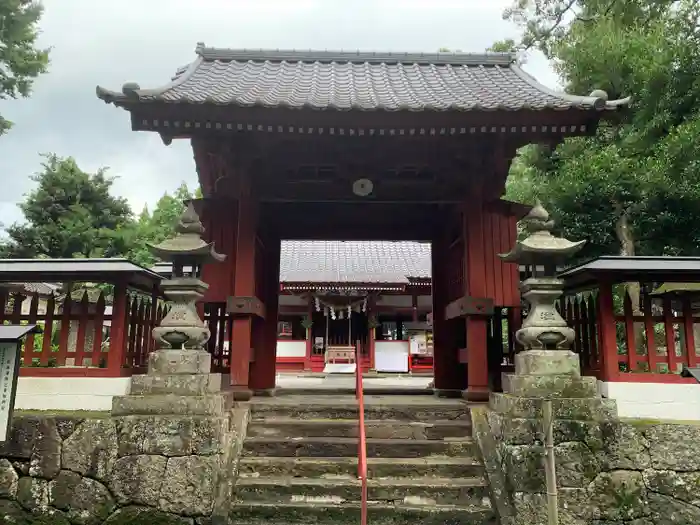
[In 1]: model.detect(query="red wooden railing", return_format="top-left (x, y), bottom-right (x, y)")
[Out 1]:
top-left (355, 341), bottom-right (368, 525)
top-left (0, 288), bottom-right (166, 377)
top-left (562, 286), bottom-right (699, 383)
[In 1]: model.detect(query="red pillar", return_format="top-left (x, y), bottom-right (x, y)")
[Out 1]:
top-left (108, 281), bottom-right (129, 375)
top-left (368, 296), bottom-right (376, 371)
top-left (464, 203), bottom-right (490, 401)
top-left (304, 296), bottom-right (313, 371)
top-left (229, 194), bottom-right (257, 398)
top-left (597, 281), bottom-right (619, 382)
top-left (431, 229), bottom-right (463, 394)
top-left (249, 236), bottom-right (280, 394)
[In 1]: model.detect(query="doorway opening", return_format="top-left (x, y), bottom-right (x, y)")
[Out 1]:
top-left (275, 240), bottom-right (434, 376)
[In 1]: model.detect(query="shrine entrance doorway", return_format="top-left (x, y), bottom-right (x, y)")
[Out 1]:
top-left (97, 45), bottom-right (627, 400)
top-left (276, 238), bottom-right (434, 375)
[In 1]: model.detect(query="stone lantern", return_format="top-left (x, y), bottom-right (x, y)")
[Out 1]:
top-left (111, 202), bottom-right (228, 415)
top-left (148, 202), bottom-right (225, 350)
top-left (499, 202), bottom-right (585, 351)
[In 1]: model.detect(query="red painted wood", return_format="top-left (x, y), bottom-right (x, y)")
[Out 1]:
top-left (614, 373), bottom-right (696, 384)
top-left (682, 297), bottom-right (697, 367)
top-left (465, 203), bottom-right (489, 396)
top-left (596, 282), bottom-right (619, 381)
top-left (305, 296), bottom-right (313, 371)
top-left (108, 283), bottom-right (129, 373)
top-left (41, 295), bottom-right (56, 366)
top-left (20, 367), bottom-right (132, 378)
top-left (230, 192), bottom-right (257, 390)
top-left (663, 296), bottom-right (679, 373)
top-left (250, 236), bottom-right (281, 391)
top-left (432, 225), bottom-right (463, 391)
top-left (91, 293), bottom-right (106, 368)
top-left (23, 293), bottom-right (40, 366)
top-left (57, 295), bottom-right (72, 366)
top-left (74, 294), bottom-right (90, 366)
top-left (642, 293), bottom-right (659, 373)
top-left (622, 293), bottom-right (637, 372)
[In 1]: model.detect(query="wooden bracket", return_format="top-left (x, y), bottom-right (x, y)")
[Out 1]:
top-left (445, 296), bottom-right (494, 320)
top-left (226, 296), bottom-right (266, 319)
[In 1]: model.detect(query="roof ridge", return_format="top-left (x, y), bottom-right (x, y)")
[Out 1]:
top-left (193, 42), bottom-right (516, 66)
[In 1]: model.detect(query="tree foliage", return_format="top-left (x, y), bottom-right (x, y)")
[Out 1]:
top-left (0, 0), bottom-right (50, 135)
top-left (0, 154), bottom-right (198, 264)
top-left (504, 0), bottom-right (700, 260)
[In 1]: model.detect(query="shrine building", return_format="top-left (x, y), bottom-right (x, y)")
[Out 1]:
top-left (97, 44), bottom-right (627, 400)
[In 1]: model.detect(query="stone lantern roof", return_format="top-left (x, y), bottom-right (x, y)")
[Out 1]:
top-left (499, 202), bottom-right (585, 266)
top-left (148, 202), bottom-right (225, 265)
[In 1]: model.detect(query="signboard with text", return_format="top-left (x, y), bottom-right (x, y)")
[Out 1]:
top-left (0, 325), bottom-right (41, 443)
top-left (0, 342), bottom-right (21, 442)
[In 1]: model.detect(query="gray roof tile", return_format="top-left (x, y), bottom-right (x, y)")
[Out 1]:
top-left (97, 45), bottom-right (629, 112)
top-left (279, 240), bottom-right (431, 283)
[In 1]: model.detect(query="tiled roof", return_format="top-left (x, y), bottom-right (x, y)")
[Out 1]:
top-left (96, 45), bottom-right (629, 112)
top-left (279, 240), bottom-right (431, 284)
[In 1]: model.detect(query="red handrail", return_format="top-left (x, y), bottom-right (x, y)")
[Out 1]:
top-left (355, 341), bottom-right (368, 525)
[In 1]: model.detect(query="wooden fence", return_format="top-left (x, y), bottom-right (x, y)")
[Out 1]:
top-left (562, 286), bottom-right (698, 383)
top-left (0, 288), bottom-right (166, 377)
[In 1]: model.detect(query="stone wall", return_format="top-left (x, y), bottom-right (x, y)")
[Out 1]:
top-left (480, 408), bottom-right (700, 525)
top-left (0, 411), bottom-right (247, 525)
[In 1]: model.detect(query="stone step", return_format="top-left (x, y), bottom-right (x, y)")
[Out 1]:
top-left (238, 456), bottom-right (485, 479)
top-left (246, 418), bottom-right (472, 440)
top-left (228, 501), bottom-right (496, 525)
top-left (242, 437), bottom-right (477, 458)
top-left (235, 477), bottom-right (491, 506)
top-left (249, 401), bottom-right (470, 422)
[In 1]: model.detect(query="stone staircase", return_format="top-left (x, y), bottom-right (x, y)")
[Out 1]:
top-left (230, 395), bottom-right (495, 524)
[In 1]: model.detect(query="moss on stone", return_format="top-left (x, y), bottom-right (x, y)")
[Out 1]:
top-left (103, 506), bottom-right (193, 524)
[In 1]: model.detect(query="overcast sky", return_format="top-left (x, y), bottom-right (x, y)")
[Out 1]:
top-left (0, 0), bottom-right (559, 230)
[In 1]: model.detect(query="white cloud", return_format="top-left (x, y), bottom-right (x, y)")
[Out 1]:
top-left (0, 0), bottom-right (559, 228)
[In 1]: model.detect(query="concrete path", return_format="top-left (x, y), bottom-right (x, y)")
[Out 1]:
top-left (275, 372), bottom-right (433, 391)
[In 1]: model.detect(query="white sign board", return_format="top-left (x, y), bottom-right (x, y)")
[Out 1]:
top-left (0, 342), bottom-right (20, 442)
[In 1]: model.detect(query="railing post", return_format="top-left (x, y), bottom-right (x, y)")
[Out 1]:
top-left (107, 281), bottom-right (129, 374)
top-left (596, 281), bottom-right (619, 381)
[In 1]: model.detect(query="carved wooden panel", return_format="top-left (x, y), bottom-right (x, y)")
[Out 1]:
top-left (444, 296), bottom-right (494, 320)
top-left (226, 296), bottom-right (266, 319)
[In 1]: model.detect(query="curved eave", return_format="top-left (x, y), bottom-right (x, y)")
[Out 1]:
top-left (96, 60), bottom-right (630, 114)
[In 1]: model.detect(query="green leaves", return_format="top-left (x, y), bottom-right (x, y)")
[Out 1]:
top-left (2, 154), bottom-right (197, 264)
top-left (504, 0), bottom-right (700, 258)
top-left (0, 0), bottom-right (50, 135)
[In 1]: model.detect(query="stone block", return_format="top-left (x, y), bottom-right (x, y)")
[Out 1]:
top-left (130, 373), bottom-right (222, 396)
top-left (503, 373), bottom-right (597, 398)
top-left (515, 350), bottom-right (581, 376)
top-left (115, 415), bottom-right (228, 456)
top-left (159, 455), bottom-right (220, 516)
top-left (587, 471), bottom-right (647, 521)
top-left (600, 421), bottom-right (650, 470)
top-left (49, 470), bottom-right (115, 525)
top-left (17, 476), bottom-right (49, 512)
top-left (61, 419), bottom-right (118, 482)
top-left (0, 416), bottom-right (61, 479)
top-left (148, 349), bottom-right (211, 375)
top-left (643, 469), bottom-right (700, 506)
top-left (0, 459), bottom-right (18, 498)
top-left (111, 392), bottom-right (232, 416)
top-left (108, 455), bottom-right (167, 507)
top-left (103, 506), bottom-right (194, 525)
top-left (490, 393), bottom-right (617, 421)
top-left (645, 423), bottom-right (700, 471)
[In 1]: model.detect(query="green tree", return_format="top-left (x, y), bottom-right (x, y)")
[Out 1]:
top-left (126, 182), bottom-right (198, 266)
top-left (504, 0), bottom-right (700, 260)
top-left (1, 154), bottom-right (134, 258)
top-left (0, 0), bottom-right (51, 135)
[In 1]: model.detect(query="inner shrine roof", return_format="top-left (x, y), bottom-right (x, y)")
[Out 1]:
top-left (279, 240), bottom-right (431, 284)
top-left (96, 44), bottom-right (629, 113)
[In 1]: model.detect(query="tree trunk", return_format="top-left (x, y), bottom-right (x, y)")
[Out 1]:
top-left (614, 204), bottom-right (645, 362)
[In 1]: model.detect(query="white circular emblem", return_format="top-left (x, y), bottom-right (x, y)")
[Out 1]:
top-left (352, 178), bottom-right (374, 197)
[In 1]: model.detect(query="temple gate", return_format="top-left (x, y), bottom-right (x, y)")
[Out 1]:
top-left (97, 45), bottom-right (626, 400)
